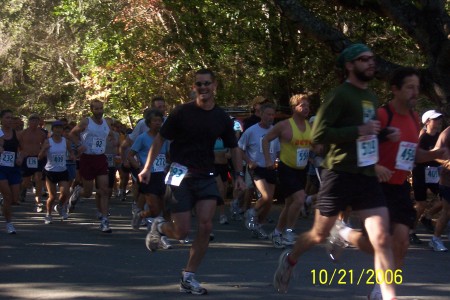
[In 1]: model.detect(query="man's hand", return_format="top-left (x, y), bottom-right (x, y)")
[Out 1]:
top-left (386, 127), bottom-right (401, 142)
top-left (358, 120), bottom-right (381, 135)
top-left (375, 164), bottom-right (393, 182)
top-left (138, 168), bottom-right (151, 184)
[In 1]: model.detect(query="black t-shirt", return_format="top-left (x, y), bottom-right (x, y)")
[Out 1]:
top-left (415, 131), bottom-right (440, 168)
top-left (160, 101), bottom-right (237, 175)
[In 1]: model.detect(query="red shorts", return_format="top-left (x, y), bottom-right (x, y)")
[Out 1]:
top-left (79, 154), bottom-right (108, 180)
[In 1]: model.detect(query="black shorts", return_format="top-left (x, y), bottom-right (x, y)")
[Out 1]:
top-left (139, 172), bottom-right (166, 196)
top-left (412, 167), bottom-right (439, 201)
top-left (249, 166), bottom-right (277, 185)
top-left (277, 161), bottom-right (307, 198)
top-left (166, 176), bottom-right (221, 213)
top-left (381, 181), bottom-right (416, 229)
top-left (43, 170), bottom-right (69, 184)
top-left (108, 167), bottom-right (117, 188)
top-left (317, 169), bottom-right (386, 217)
top-left (22, 156), bottom-right (46, 177)
top-left (214, 164), bottom-right (229, 182)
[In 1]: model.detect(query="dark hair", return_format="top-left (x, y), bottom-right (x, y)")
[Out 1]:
top-left (151, 96), bottom-right (165, 106)
top-left (90, 99), bottom-right (103, 110)
top-left (144, 109), bottom-right (164, 127)
top-left (195, 68), bottom-right (216, 81)
top-left (389, 67), bottom-right (420, 89)
top-left (260, 102), bottom-right (276, 114)
top-left (0, 109), bottom-right (13, 118)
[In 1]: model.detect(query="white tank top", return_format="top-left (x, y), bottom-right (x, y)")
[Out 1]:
top-left (45, 137), bottom-right (67, 172)
top-left (80, 117), bottom-right (110, 155)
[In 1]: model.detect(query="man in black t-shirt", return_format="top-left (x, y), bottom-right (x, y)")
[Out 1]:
top-left (138, 69), bottom-right (245, 295)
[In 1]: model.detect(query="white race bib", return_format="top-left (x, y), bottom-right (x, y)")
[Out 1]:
top-left (152, 154), bottom-right (166, 173)
top-left (106, 154), bottom-right (115, 168)
top-left (26, 157), bottom-right (38, 168)
top-left (356, 135), bottom-right (378, 167)
top-left (425, 166), bottom-right (440, 184)
top-left (51, 153), bottom-right (66, 167)
top-left (395, 142), bottom-right (416, 171)
top-left (296, 148), bottom-right (309, 168)
top-left (91, 137), bottom-right (106, 154)
top-left (164, 162), bottom-right (188, 186)
top-left (0, 151), bottom-right (15, 167)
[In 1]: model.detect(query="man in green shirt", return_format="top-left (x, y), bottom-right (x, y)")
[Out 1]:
top-left (273, 44), bottom-right (397, 300)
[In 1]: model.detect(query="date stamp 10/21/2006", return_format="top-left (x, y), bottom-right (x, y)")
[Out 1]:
top-left (310, 269), bottom-right (403, 286)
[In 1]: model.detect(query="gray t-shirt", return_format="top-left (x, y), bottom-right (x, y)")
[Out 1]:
top-left (238, 123), bottom-right (279, 167)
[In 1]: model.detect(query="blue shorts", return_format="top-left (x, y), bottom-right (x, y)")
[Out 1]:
top-left (0, 166), bottom-right (22, 185)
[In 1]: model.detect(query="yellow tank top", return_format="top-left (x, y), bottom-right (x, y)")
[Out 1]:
top-left (280, 118), bottom-right (312, 169)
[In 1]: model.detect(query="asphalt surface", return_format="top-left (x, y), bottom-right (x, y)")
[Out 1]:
top-left (0, 192), bottom-right (449, 300)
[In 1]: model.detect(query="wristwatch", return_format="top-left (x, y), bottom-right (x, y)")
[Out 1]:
top-left (235, 171), bottom-right (245, 178)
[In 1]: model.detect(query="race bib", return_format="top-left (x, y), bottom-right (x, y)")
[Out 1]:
top-left (425, 166), bottom-right (440, 184)
top-left (0, 151), bottom-right (15, 167)
top-left (164, 162), bottom-right (188, 186)
top-left (51, 153), bottom-right (66, 167)
top-left (0, 129), bottom-right (4, 137)
top-left (395, 141), bottom-right (416, 171)
top-left (356, 135), bottom-right (378, 167)
top-left (152, 154), bottom-right (166, 173)
top-left (296, 148), bottom-right (309, 168)
top-left (26, 157), bottom-right (38, 168)
top-left (91, 137), bottom-right (106, 154)
top-left (106, 154), bottom-right (115, 168)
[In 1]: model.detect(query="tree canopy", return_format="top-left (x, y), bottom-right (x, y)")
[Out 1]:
top-left (1, 0), bottom-right (449, 125)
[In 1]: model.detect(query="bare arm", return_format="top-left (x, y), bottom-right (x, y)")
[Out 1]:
top-left (262, 122), bottom-right (283, 169)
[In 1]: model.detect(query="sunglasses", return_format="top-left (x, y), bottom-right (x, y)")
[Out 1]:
top-left (194, 81), bottom-right (212, 87)
top-left (353, 55), bottom-right (375, 63)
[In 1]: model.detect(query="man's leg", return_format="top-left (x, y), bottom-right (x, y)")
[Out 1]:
top-left (358, 207), bottom-right (396, 299)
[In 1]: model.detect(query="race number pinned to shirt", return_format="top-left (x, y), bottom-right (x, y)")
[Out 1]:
top-left (296, 148), bottom-right (309, 168)
top-left (26, 157), bottom-right (38, 169)
top-left (165, 162), bottom-right (188, 186)
top-left (395, 142), bottom-right (416, 171)
top-left (51, 153), bottom-right (66, 167)
top-left (0, 129), bottom-right (4, 137)
top-left (106, 154), bottom-right (115, 168)
top-left (425, 166), bottom-right (440, 184)
top-left (152, 154), bottom-right (166, 173)
top-left (357, 135), bottom-right (378, 167)
top-left (0, 151), bottom-right (15, 167)
top-left (91, 137), bottom-right (106, 154)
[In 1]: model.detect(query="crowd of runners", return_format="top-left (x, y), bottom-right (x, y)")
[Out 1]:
top-left (1, 44), bottom-right (450, 299)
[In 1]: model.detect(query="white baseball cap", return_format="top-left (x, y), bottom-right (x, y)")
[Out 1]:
top-left (421, 110), bottom-right (442, 124)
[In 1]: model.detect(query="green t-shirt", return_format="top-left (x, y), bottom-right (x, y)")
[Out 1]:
top-left (312, 82), bottom-right (378, 176)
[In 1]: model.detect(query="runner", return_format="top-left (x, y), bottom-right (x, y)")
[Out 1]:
top-left (68, 100), bottom-right (113, 233)
top-left (240, 102), bottom-right (280, 239)
top-left (262, 94), bottom-right (312, 248)
top-left (38, 120), bottom-right (73, 224)
top-left (0, 109), bottom-right (23, 233)
top-left (138, 68), bottom-right (245, 295)
top-left (272, 43), bottom-right (397, 299)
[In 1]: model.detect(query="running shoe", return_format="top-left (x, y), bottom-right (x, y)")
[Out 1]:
top-left (273, 250), bottom-right (295, 293)
top-left (282, 229), bottom-right (296, 246)
top-left (159, 236), bottom-right (173, 249)
top-left (100, 217), bottom-right (112, 233)
top-left (44, 215), bottom-right (53, 225)
top-left (409, 233), bottom-right (423, 245)
top-left (326, 219), bottom-right (349, 262)
top-left (429, 236), bottom-right (448, 252)
top-left (270, 231), bottom-right (284, 249)
top-left (6, 222), bottom-right (16, 234)
top-left (219, 214), bottom-right (229, 225)
top-left (35, 203), bottom-right (44, 213)
top-left (245, 208), bottom-right (257, 230)
top-left (146, 216), bottom-right (164, 252)
top-left (131, 209), bottom-right (142, 230)
top-left (61, 205), bottom-right (69, 220)
top-left (251, 226), bottom-right (268, 239)
top-left (180, 272), bottom-right (207, 295)
top-left (54, 203), bottom-right (62, 215)
top-left (420, 217), bottom-right (435, 233)
top-left (68, 185), bottom-right (82, 212)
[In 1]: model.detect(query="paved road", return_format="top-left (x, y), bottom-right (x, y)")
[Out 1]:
top-left (0, 193), bottom-right (449, 300)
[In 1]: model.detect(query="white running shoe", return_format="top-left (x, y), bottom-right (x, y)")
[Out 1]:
top-left (429, 236), bottom-right (448, 252)
top-left (180, 272), bottom-right (207, 295)
top-left (100, 218), bottom-right (112, 233)
top-left (6, 222), bottom-right (16, 234)
top-left (282, 229), bottom-right (295, 246)
top-left (159, 236), bottom-right (173, 249)
top-left (146, 216), bottom-right (164, 252)
top-left (270, 231), bottom-right (284, 249)
top-left (219, 214), bottom-right (229, 225)
top-left (44, 215), bottom-right (53, 225)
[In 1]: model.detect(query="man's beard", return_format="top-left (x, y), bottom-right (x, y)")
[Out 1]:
top-left (354, 68), bottom-right (374, 82)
